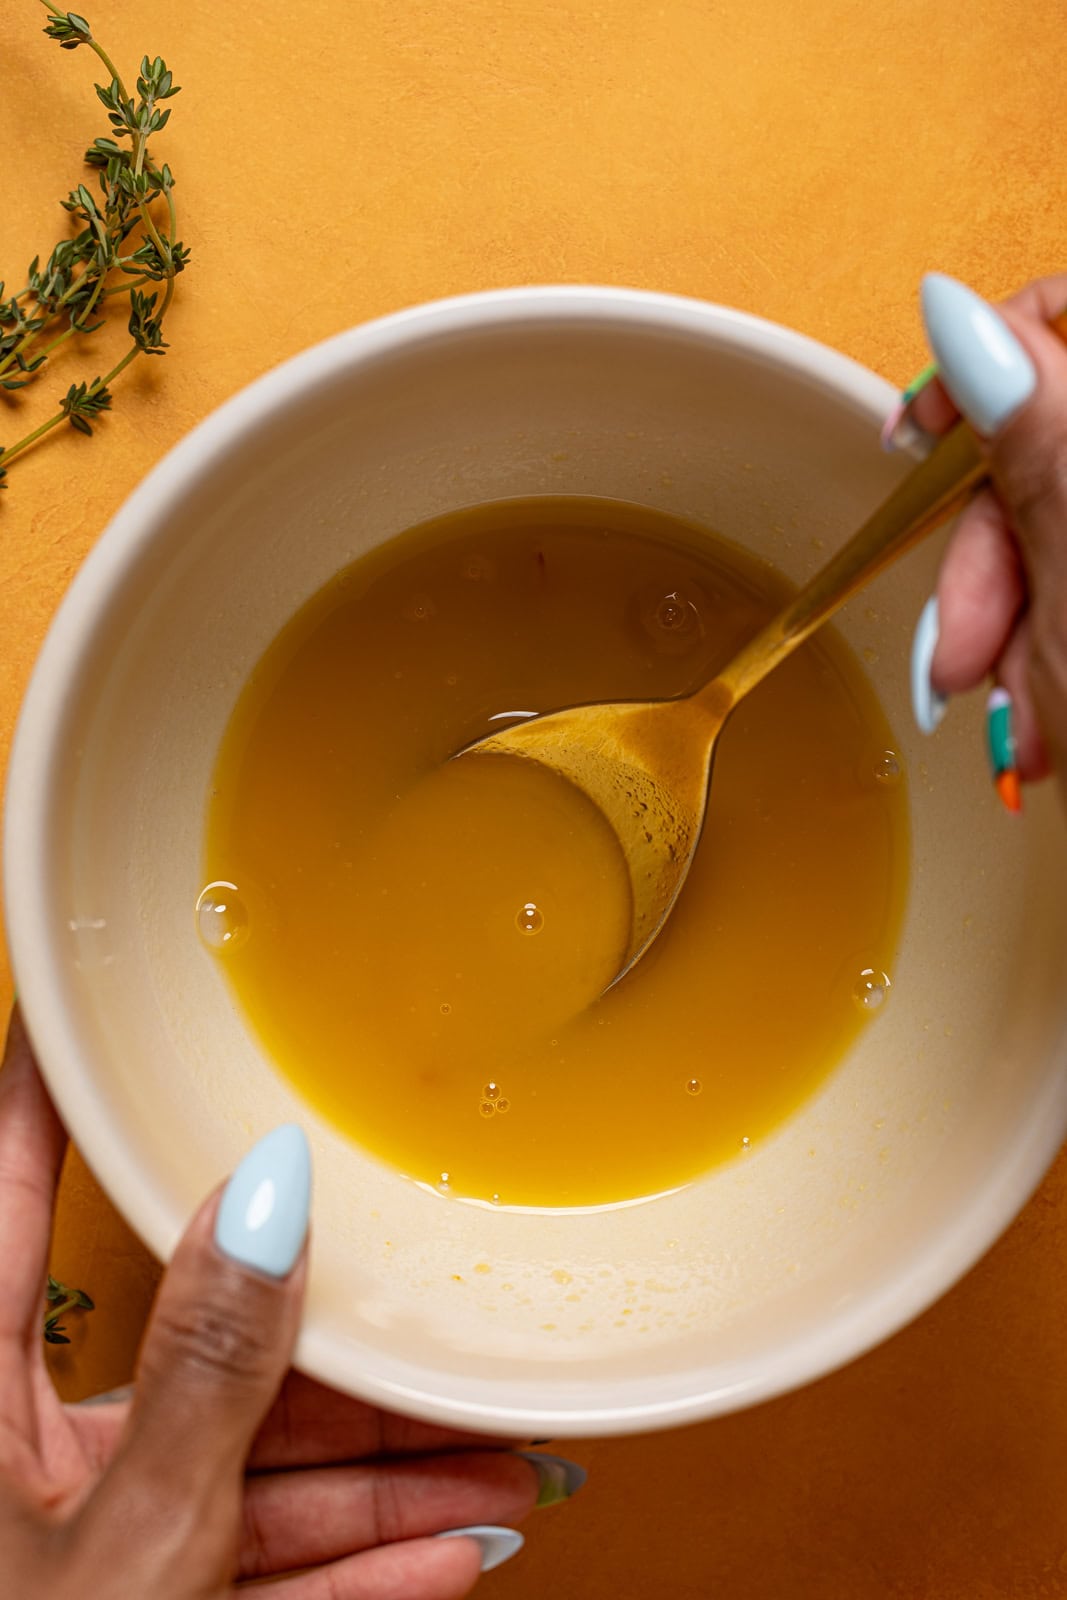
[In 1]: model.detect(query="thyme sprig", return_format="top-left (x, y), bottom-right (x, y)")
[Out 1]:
top-left (44, 1274), bottom-right (95, 1345)
top-left (0, 4), bottom-right (187, 492)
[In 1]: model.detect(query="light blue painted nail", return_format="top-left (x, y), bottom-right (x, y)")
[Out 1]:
top-left (517, 1450), bottom-right (588, 1507)
top-left (911, 596), bottom-right (949, 735)
top-left (78, 1383), bottom-right (135, 1408)
top-left (921, 273), bottom-right (1036, 436)
top-left (214, 1124), bottom-right (311, 1278)
top-left (435, 1525), bottom-right (524, 1573)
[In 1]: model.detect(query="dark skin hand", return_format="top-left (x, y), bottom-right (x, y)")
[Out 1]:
top-left (907, 272), bottom-right (1067, 797)
top-left (0, 1008), bottom-right (540, 1599)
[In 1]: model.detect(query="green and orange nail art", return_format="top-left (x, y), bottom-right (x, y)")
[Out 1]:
top-left (986, 687), bottom-right (1021, 813)
top-left (881, 361), bottom-right (939, 452)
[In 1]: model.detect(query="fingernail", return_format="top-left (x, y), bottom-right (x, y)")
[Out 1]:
top-left (214, 1124), bottom-right (311, 1278)
top-left (910, 596), bottom-right (949, 734)
top-left (79, 1383), bottom-right (134, 1407)
top-left (921, 273), bottom-right (1036, 436)
top-left (435, 1525), bottom-right (524, 1573)
top-left (987, 687), bottom-right (1023, 813)
top-left (880, 360), bottom-right (939, 453)
top-left (518, 1450), bottom-right (588, 1508)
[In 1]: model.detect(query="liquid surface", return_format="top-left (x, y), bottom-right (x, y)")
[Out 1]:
top-left (204, 498), bottom-right (908, 1207)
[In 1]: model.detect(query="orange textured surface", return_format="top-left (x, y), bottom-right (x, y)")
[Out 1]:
top-left (2, 2), bottom-right (1066, 1594)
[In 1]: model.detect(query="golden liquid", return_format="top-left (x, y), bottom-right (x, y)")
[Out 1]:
top-left (204, 498), bottom-right (908, 1207)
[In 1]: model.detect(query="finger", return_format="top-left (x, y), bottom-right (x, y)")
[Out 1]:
top-left (64, 1389), bottom-right (134, 1474)
top-left (239, 1451), bottom-right (538, 1579)
top-left (245, 1534), bottom-right (486, 1600)
top-left (909, 374), bottom-right (959, 439)
top-left (904, 273), bottom-right (1067, 441)
top-left (993, 284), bottom-right (1067, 785)
top-left (922, 274), bottom-right (1067, 780)
top-left (931, 489), bottom-right (1026, 694)
top-left (913, 273), bottom-right (1067, 572)
top-left (990, 289), bottom-right (1067, 571)
top-left (997, 271), bottom-right (1067, 329)
top-left (0, 1009), bottom-right (67, 1348)
top-left (67, 1374), bottom-right (521, 1491)
top-left (997, 615), bottom-right (1052, 784)
top-left (249, 1372), bottom-right (518, 1471)
top-left (81, 1126), bottom-right (311, 1591)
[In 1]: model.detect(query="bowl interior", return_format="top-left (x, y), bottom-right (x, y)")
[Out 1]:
top-left (8, 291), bottom-right (1067, 1433)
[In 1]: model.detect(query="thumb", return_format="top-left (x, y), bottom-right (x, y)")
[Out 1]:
top-left (81, 1125), bottom-right (311, 1591)
top-left (920, 273), bottom-right (1067, 537)
top-left (921, 272), bottom-right (1067, 773)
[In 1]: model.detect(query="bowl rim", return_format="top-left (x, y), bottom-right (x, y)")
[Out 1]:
top-left (7, 284), bottom-right (1067, 1434)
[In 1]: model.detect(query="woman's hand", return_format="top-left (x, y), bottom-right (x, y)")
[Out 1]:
top-left (889, 271), bottom-right (1067, 802)
top-left (0, 1009), bottom-right (582, 1598)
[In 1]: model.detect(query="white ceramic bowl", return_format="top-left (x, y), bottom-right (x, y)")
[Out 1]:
top-left (6, 289), bottom-right (1067, 1436)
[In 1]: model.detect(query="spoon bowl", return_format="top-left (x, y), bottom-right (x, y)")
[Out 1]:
top-left (467, 690), bottom-right (728, 980)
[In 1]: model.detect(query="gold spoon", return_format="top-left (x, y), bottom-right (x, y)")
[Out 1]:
top-left (461, 417), bottom-right (992, 986)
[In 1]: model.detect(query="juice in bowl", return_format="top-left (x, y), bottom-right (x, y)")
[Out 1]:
top-left (199, 496), bottom-right (908, 1211)
top-left (6, 289), bottom-right (1067, 1435)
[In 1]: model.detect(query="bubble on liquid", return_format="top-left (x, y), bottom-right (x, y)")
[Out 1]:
top-left (196, 881), bottom-right (249, 952)
top-left (440, 1002), bottom-right (452, 1015)
top-left (657, 596), bottom-right (687, 630)
top-left (436, 1171), bottom-right (452, 1194)
top-left (496, 1097), bottom-right (510, 1114)
top-left (516, 902), bottom-right (544, 934)
top-left (479, 1101), bottom-right (495, 1117)
top-left (741, 1135), bottom-right (751, 1149)
top-left (854, 967), bottom-right (891, 1011)
top-left (491, 1193), bottom-right (501, 1206)
top-left (464, 555), bottom-right (495, 582)
top-left (403, 591), bottom-right (436, 622)
top-left (685, 1078), bottom-right (702, 1096)
top-left (632, 582), bottom-right (707, 657)
top-left (874, 750), bottom-right (904, 787)
top-left (484, 1082), bottom-right (499, 1099)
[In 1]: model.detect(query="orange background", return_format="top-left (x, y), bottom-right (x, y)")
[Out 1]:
top-left (3, 2), bottom-right (1067, 1594)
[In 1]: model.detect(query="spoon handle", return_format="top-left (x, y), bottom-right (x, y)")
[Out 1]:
top-left (708, 422), bottom-right (984, 705)
top-left (706, 305), bottom-right (1067, 710)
